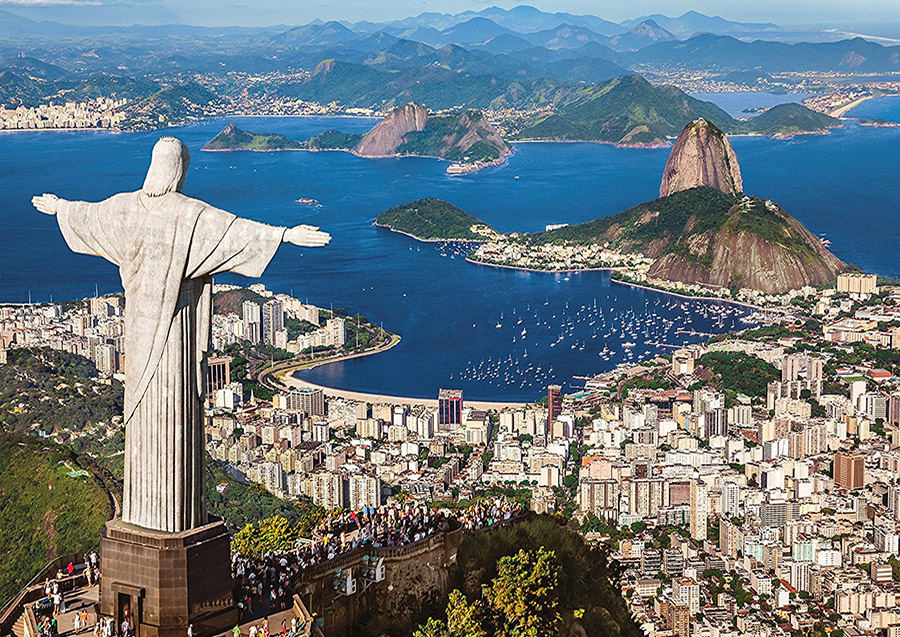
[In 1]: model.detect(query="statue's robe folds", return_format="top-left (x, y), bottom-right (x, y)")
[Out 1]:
top-left (57, 191), bottom-right (285, 532)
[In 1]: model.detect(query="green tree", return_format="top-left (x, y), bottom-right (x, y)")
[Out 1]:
top-left (446, 590), bottom-right (489, 637)
top-left (413, 617), bottom-right (450, 637)
top-left (484, 547), bottom-right (562, 637)
top-left (231, 515), bottom-right (297, 558)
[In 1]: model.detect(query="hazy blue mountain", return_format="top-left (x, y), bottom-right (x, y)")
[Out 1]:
top-left (628, 33), bottom-right (900, 72)
top-left (474, 33), bottom-right (536, 54)
top-left (347, 31), bottom-right (401, 52)
top-left (356, 5), bottom-right (623, 37)
top-left (397, 25), bottom-right (445, 46)
top-left (0, 56), bottom-right (69, 80)
top-left (475, 5), bottom-right (623, 36)
top-left (621, 10), bottom-right (779, 37)
top-left (270, 21), bottom-right (358, 46)
top-left (438, 17), bottom-right (516, 44)
top-left (522, 24), bottom-right (611, 49)
top-left (608, 20), bottom-right (678, 51)
top-left (534, 56), bottom-right (630, 84)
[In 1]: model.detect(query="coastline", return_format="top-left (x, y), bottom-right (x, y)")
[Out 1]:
top-left (465, 256), bottom-right (625, 274)
top-left (609, 276), bottom-right (766, 311)
top-left (464, 257), bottom-right (766, 311)
top-left (373, 223), bottom-right (488, 244)
top-left (513, 138), bottom-right (671, 149)
top-left (830, 95), bottom-right (876, 118)
top-left (201, 141), bottom-right (510, 174)
top-left (256, 334), bottom-right (402, 384)
top-left (277, 375), bottom-right (531, 410)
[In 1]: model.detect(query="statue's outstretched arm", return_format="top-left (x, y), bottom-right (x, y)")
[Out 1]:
top-left (32, 193), bottom-right (62, 215)
top-left (283, 224), bottom-right (331, 248)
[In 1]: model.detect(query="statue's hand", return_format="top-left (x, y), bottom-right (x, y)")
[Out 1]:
top-left (284, 224), bottom-right (331, 248)
top-left (32, 194), bottom-right (60, 216)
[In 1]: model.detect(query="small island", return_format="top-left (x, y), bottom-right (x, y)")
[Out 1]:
top-left (374, 198), bottom-right (497, 241)
top-left (201, 122), bottom-right (305, 151)
top-left (859, 118), bottom-right (900, 128)
top-left (732, 102), bottom-right (841, 137)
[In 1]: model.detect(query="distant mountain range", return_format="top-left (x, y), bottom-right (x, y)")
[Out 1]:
top-left (2, 5), bottom-right (898, 81)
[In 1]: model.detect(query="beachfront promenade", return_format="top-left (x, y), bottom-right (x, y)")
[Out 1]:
top-left (255, 338), bottom-right (530, 410)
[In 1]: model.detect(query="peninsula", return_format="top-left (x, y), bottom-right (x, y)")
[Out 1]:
top-left (201, 103), bottom-right (511, 173)
top-left (375, 198), bottom-right (497, 241)
top-left (470, 119), bottom-right (846, 296)
top-left (513, 75), bottom-right (841, 146)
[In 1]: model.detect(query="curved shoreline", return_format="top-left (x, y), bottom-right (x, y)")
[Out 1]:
top-left (256, 334), bottom-right (402, 385)
top-left (373, 223), bottom-right (487, 244)
top-left (465, 256), bottom-right (626, 274)
top-left (609, 277), bottom-right (766, 311)
top-left (464, 257), bottom-right (767, 311)
top-left (830, 95), bottom-right (876, 118)
top-left (277, 375), bottom-right (531, 410)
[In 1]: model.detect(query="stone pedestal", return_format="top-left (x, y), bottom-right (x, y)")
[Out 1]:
top-left (100, 518), bottom-right (236, 637)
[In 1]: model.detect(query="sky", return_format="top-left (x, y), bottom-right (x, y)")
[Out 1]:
top-left (1, 0), bottom-right (898, 29)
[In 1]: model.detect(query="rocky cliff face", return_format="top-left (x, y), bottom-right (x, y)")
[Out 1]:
top-left (536, 186), bottom-right (845, 294)
top-left (660, 118), bottom-right (743, 198)
top-left (355, 102), bottom-right (428, 157)
top-left (433, 110), bottom-right (511, 162)
top-left (645, 199), bottom-right (846, 293)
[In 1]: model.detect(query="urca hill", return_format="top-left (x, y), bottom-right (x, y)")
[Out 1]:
top-left (531, 119), bottom-right (845, 293)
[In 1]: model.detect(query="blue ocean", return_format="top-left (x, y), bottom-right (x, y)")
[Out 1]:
top-left (1, 95), bottom-right (898, 401)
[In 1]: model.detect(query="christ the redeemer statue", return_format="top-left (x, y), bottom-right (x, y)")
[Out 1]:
top-left (33, 137), bottom-right (330, 533)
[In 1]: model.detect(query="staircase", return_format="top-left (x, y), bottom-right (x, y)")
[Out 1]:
top-left (9, 607), bottom-right (25, 637)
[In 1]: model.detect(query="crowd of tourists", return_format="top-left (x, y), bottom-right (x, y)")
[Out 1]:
top-left (230, 615), bottom-right (308, 637)
top-left (230, 497), bottom-right (524, 623)
top-left (34, 551), bottom-right (102, 637)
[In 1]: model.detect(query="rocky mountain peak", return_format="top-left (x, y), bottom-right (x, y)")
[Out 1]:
top-left (660, 118), bottom-right (743, 198)
top-left (355, 102), bottom-right (428, 157)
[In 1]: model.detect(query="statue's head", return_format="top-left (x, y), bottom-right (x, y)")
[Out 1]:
top-left (142, 137), bottom-right (191, 197)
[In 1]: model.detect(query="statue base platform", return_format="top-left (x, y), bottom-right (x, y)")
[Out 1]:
top-left (100, 518), bottom-right (236, 637)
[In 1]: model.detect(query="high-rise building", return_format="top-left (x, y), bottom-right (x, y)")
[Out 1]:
top-left (630, 478), bottom-right (666, 518)
top-left (789, 561), bottom-right (810, 592)
top-left (889, 393), bottom-right (900, 427)
top-left (703, 408), bottom-right (728, 438)
top-left (325, 317), bottom-right (346, 348)
top-left (668, 602), bottom-right (690, 637)
top-left (348, 475), bottom-right (380, 510)
top-left (206, 356), bottom-right (231, 394)
top-left (256, 461), bottom-right (284, 495)
top-left (261, 299), bottom-right (284, 346)
top-left (673, 577), bottom-right (700, 614)
top-left (438, 389), bottom-right (463, 429)
top-left (242, 301), bottom-right (261, 344)
top-left (690, 481), bottom-right (708, 542)
top-left (836, 272), bottom-right (877, 295)
top-left (722, 482), bottom-right (740, 518)
top-left (579, 478), bottom-right (620, 521)
top-left (782, 354), bottom-right (803, 382)
top-left (889, 483), bottom-right (900, 522)
top-left (306, 472), bottom-right (344, 509)
top-left (93, 343), bottom-right (118, 375)
top-left (833, 451), bottom-right (865, 490)
top-left (547, 385), bottom-right (562, 433)
top-left (285, 387), bottom-right (325, 417)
